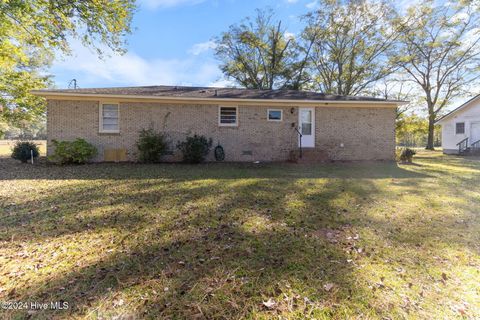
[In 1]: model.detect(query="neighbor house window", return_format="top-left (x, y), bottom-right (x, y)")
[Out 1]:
top-left (267, 109), bottom-right (283, 121)
top-left (100, 103), bottom-right (119, 133)
top-left (456, 122), bottom-right (465, 134)
top-left (219, 106), bottom-right (238, 126)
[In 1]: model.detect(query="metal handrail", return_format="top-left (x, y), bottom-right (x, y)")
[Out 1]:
top-left (456, 137), bottom-right (469, 153)
top-left (294, 127), bottom-right (303, 159)
top-left (471, 139), bottom-right (480, 150)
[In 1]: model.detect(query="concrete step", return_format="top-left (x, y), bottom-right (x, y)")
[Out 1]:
top-left (289, 148), bottom-right (329, 163)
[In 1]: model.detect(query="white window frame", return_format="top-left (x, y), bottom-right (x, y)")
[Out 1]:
top-left (267, 109), bottom-right (283, 122)
top-left (455, 122), bottom-right (465, 135)
top-left (99, 102), bottom-right (120, 133)
top-left (218, 106), bottom-right (238, 127)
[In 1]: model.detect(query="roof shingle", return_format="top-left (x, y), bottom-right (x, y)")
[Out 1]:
top-left (35, 85), bottom-right (405, 103)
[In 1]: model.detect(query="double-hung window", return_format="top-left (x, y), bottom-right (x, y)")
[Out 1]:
top-left (219, 106), bottom-right (238, 126)
top-left (100, 103), bottom-right (119, 133)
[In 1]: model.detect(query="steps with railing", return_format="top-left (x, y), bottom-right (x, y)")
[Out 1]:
top-left (290, 126), bottom-right (329, 163)
top-left (470, 139), bottom-right (480, 153)
top-left (457, 138), bottom-right (469, 154)
top-left (456, 138), bottom-right (480, 155)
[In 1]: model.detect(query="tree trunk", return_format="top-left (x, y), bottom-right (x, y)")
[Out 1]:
top-left (426, 113), bottom-right (435, 150)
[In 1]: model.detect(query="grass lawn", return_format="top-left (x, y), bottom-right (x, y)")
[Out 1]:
top-left (0, 151), bottom-right (478, 319)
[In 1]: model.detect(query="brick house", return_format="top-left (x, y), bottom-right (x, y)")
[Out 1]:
top-left (32, 86), bottom-right (403, 162)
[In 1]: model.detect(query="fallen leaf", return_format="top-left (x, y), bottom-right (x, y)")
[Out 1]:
top-left (262, 298), bottom-right (277, 310)
top-left (113, 299), bottom-right (124, 307)
top-left (324, 283), bottom-right (335, 292)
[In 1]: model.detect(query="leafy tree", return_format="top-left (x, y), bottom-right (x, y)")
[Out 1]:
top-left (0, 67), bottom-right (51, 126)
top-left (393, 1), bottom-right (480, 149)
top-left (396, 114), bottom-right (428, 147)
top-left (396, 113), bottom-right (441, 147)
top-left (303, 0), bottom-right (399, 95)
top-left (0, 0), bottom-right (136, 124)
top-left (214, 9), bottom-right (307, 89)
top-left (376, 77), bottom-right (419, 123)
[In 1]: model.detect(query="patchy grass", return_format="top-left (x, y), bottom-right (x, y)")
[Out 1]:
top-left (0, 151), bottom-right (478, 319)
top-left (0, 140), bottom-right (46, 157)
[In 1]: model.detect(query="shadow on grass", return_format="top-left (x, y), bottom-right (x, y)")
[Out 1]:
top-left (1, 154), bottom-right (478, 318)
top-left (2, 176), bottom-right (384, 318)
top-left (0, 157), bottom-right (429, 181)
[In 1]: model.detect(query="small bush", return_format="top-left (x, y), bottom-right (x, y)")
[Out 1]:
top-left (136, 128), bottom-right (169, 163)
top-left (11, 141), bottom-right (40, 163)
top-left (177, 134), bottom-right (212, 163)
top-left (50, 138), bottom-right (97, 164)
top-left (399, 148), bottom-right (416, 163)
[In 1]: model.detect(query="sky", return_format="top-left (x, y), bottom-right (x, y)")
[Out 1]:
top-left (50, 0), bottom-right (321, 89)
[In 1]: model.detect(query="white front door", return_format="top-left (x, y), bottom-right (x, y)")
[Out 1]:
top-left (471, 122), bottom-right (480, 144)
top-left (299, 108), bottom-right (315, 147)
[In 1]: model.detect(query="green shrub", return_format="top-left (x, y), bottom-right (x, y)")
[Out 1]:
top-left (50, 138), bottom-right (97, 164)
top-left (176, 134), bottom-right (212, 163)
top-left (399, 148), bottom-right (416, 163)
top-left (136, 128), bottom-right (169, 163)
top-left (11, 141), bottom-right (40, 163)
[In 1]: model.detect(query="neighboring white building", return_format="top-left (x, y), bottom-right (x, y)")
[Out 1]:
top-left (436, 94), bottom-right (480, 154)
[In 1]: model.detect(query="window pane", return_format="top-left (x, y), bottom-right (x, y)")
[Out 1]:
top-left (103, 104), bottom-right (118, 110)
top-left (103, 110), bottom-right (118, 118)
top-left (268, 110), bottom-right (282, 120)
top-left (103, 118), bottom-right (118, 125)
top-left (102, 104), bottom-right (119, 131)
top-left (301, 110), bottom-right (312, 123)
top-left (103, 124), bottom-right (119, 131)
top-left (103, 105), bottom-right (118, 118)
top-left (302, 123), bottom-right (312, 135)
top-left (456, 123), bottom-right (465, 134)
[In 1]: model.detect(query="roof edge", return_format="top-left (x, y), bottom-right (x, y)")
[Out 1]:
top-left (435, 94), bottom-right (480, 124)
top-left (31, 90), bottom-right (407, 106)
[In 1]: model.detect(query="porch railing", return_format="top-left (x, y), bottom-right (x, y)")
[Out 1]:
top-left (456, 137), bottom-right (469, 154)
top-left (471, 139), bottom-right (480, 151)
